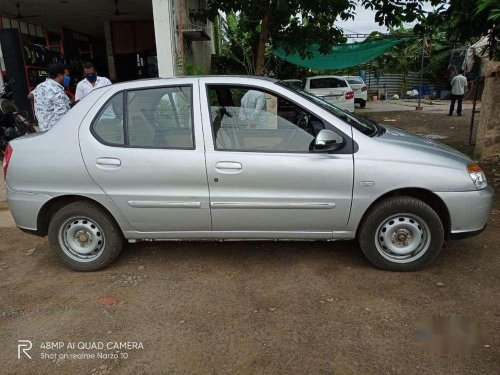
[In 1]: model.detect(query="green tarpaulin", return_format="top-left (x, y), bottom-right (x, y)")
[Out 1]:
top-left (274, 38), bottom-right (406, 70)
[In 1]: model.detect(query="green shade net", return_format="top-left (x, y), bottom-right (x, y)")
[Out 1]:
top-left (274, 38), bottom-right (406, 70)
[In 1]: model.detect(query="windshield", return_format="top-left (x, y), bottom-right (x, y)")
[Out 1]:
top-left (276, 81), bottom-right (379, 137)
top-left (345, 77), bottom-right (364, 85)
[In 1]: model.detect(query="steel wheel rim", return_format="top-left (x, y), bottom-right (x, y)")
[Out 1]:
top-left (58, 217), bottom-right (105, 262)
top-left (375, 213), bottom-right (431, 264)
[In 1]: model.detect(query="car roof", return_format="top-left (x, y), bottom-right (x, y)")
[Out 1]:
top-left (106, 75), bottom-right (278, 90)
top-left (306, 75), bottom-right (347, 80)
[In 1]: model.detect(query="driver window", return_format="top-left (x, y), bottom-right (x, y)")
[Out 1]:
top-left (207, 85), bottom-right (324, 152)
top-left (126, 86), bottom-right (194, 148)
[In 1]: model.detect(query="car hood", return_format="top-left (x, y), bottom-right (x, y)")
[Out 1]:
top-left (378, 125), bottom-right (471, 164)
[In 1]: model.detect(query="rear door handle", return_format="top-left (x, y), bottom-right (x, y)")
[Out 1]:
top-left (96, 157), bottom-right (121, 169)
top-left (215, 161), bottom-right (242, 174)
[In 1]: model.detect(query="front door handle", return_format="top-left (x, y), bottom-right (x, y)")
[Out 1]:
top-left (96, 157), bottom-right (121, 169)
top-left (215, 161), bottom-right (242, 174)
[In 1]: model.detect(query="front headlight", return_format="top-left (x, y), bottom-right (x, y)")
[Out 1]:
top-left (466, 163), bottom-right (488, 189)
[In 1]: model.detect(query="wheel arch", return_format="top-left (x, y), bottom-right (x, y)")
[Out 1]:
top-left (36, 195), bottom-right (124, 237)
top-left (356, 188), bottom-right (451, 239)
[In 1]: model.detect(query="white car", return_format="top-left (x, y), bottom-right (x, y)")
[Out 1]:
top-left (304, 76), bottom-right (355, 112)
top-left (344, 76), bottom-right (368, 108)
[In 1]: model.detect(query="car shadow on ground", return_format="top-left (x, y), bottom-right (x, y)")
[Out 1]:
top-left (115, 239), bottom-right (369, 269)
top-left (106, 237), bottom-right (474, 274)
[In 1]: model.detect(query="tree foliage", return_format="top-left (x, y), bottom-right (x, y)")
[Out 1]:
top-left (422, 0), bottom-right (500, 60)
top-left (197, 0), bottom-right (499, 74)
top-left (194, 0), bottom-right (358, 73)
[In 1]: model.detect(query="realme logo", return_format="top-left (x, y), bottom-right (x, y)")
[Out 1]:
top-left (17, 340), bottom-right (32, 359)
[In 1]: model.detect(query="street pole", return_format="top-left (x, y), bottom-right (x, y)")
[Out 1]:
top-left (416, 36), bottom-right (425, 110)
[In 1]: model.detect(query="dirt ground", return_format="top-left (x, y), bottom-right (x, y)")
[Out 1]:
top-left (1, 109), bottom-right (499, 374)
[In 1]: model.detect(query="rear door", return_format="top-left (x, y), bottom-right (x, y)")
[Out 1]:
top-left (79, 79), bottom-right (211, 234)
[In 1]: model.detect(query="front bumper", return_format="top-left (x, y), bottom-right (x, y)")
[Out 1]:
top-left (436, 185), bottom-right (494, 238)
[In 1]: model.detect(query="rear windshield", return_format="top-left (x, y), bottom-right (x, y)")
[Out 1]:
top-left (345, 77), bottom-right (364, 85)
top-left (309, 77), bottom-right (347, 89)
top-left (282, 80), bottom-right (303, 89)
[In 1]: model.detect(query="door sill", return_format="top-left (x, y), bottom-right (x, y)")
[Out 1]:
top-left (123, 230), bottom-right (355, 241)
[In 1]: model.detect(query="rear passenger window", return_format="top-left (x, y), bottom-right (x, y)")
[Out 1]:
top-left (127, 86), bottom-right (194, 149)
top-left (91, 86), bottom-right (194, 149)
top-left (93, 93), bottom-right (125, 145)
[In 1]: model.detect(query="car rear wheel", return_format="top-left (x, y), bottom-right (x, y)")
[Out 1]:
top-left (48, 201), bottom-right (123, 271)
top-left (357, 196), bottom-right (444, 271)
top-left (359, 99), bottom-right (366, 108)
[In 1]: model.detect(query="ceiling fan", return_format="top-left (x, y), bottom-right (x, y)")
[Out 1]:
top-left (4, 3), bottom-right (42, 20)
top-left (112, 0), bottom-right (136, 16)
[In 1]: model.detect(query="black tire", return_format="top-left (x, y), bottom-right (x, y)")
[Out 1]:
top-left (360, 99), bottom-right (366, 108)
top-left (48, 201), bottom-right (124, 271)
top-left (357, 196), bottom-right (444, 271)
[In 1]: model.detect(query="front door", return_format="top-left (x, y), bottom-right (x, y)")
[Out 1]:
top-left (200, 81), bottom-right (354, 238)
top-left (79, 81), bottom-right (211, 233)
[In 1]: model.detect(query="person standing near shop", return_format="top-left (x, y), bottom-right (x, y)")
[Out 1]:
top-left (33, 63), bottom-right (71, 131)
top-left (75, 62), bottom-right (112, 102)
top-left (448, 69), bottom-right (468, 116)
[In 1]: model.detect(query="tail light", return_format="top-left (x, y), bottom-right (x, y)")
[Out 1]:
top-left (361, 86), bottom-right (367, 91)
top-left (345, 91), bottom-right (354, 100)
top-left (3, 143), bottom-right (13, 178)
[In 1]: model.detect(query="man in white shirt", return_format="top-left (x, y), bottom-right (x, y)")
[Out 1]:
top-left (34, 63), bottom-right (71, 131)
top-left (448, 69), bottom-right (468, 116)
top-left (75, 62), bottom-right (112, 102)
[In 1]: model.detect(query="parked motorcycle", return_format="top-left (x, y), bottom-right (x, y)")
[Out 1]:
top-left (0, 79), bottom-right (37, 159)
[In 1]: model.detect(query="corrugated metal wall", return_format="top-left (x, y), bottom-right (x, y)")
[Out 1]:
top-left (365, 72), bottom-right (448, 97)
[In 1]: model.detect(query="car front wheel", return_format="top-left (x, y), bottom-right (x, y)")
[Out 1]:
top-left (48, 201), bottom-right (124, 271)
top-left (358, 196), bottom-right (444, 271)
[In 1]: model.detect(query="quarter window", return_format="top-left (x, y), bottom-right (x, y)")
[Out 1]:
top-left (207, 85), bottom-right (325, 153)
top-left (92, 93), bottom-right (125, 146)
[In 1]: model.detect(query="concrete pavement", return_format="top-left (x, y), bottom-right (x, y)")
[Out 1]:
top-left (357, 99), bottom-right (481, 114)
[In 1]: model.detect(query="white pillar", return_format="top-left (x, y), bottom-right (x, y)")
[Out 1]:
top-left (152, 0), bottom-right (176, 77)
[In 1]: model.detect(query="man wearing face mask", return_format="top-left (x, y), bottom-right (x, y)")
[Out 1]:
top-left (33, 63), bottom-right (72, 131)
top-left (75, 62), bottom-right (112, 102)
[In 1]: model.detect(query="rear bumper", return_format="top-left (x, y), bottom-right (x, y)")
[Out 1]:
top-left (436, 186), bottom-right (494, 237)
top-left (6, 186), bottom-right (52, 231)
top-left (354, 93), bottom-right (367, 102)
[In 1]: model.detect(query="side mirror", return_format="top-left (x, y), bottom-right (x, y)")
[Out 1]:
top-left (313, 129), bottom-right (345, 152)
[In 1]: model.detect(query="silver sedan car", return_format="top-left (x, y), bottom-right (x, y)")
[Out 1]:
top-left (3, 76), bottom-right (494, 271)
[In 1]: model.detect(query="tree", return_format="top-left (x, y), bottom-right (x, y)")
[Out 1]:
top-left (366, 27), bottom-right (464, 93)
top-left (219, 12), bottom-right (257, 75)
top-left (195, 1), bottom-right (454, 74)
top-left (194, 1), bottom-right (354, 74)
top-left (423, 0), bottom-right (500, 60)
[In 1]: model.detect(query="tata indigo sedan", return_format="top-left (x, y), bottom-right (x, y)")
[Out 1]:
top-left (4, 76), bottom-right (493, 271)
